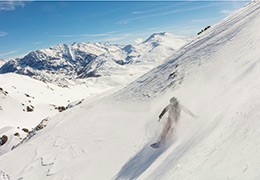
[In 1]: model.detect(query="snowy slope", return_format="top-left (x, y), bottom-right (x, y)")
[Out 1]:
top-left (0, 1), bottom-right (260, 180)
top-left (117, 2), bottom-right (260, 179)
top-left (0, 73), bottom-right (119, 156)
top-left (0, 73), bottom-right (109, 129)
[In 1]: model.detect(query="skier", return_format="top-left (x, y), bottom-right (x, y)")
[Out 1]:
top-left (151, 97), bottom-right (196, 148)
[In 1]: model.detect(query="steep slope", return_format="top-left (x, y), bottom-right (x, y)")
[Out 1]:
top-left (0, 73), bottom-right (102, 129)
top-left (0, 1), bottom-right (259, 180)
top-left (116, 2), bottom-right (260, 179)
top-left (116, 2), bottom-right (259, 101)
top-left (0, 73), bottom-right (116, 156)
top-left (0, 33), bottom-right (190, 86)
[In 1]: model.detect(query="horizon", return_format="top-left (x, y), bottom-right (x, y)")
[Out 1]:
top-left (0, 1), bottom-right (249, 60)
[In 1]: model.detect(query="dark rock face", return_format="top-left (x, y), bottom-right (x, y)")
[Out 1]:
top-left (26, 105), bottom-right (34, 112)
top-left (22, 128), bottom-right (29, 133)
top-left (0, 60), bottom-right (18, 73)
top-left (0, 135), bottom-right (8, 146)
top-left (0, 48), bottom-right (98, 76)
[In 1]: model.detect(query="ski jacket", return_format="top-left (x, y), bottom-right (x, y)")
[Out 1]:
top-left (159, 100), bottom-right (181, 121)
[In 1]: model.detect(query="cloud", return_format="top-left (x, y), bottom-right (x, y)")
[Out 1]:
top-left (0, 0), bottom-right (26, 12)
top-left (0, 31), bottom-right (7, 37)
top-left (118, 3), bottom-right (219, 25)
top-left (87, 33), bottom-right (132, 43)
top-left (191, 19), bottom-right (208, 23)
top-left (0, 50), bottom-right (18, 57)
top-left (118, 8), bottom-right (180, 25)
top-left (53, 33), bottom-right (110, 38)
top-left (191, 16), bottom-right (219, 24)
top-left (51, 31), bottom-right (124, 38)
top-left (131, 11), bottom-right (143, 14)
top-left (99, 36), bottom-right (130, 42)
top-left (219, 9), bottom-right (235, 15)
top-left (33, 41), bottom-right (42, 45)
top-left (49, 31), bottom-right (134, 44)
top-left (131, 2), bottom-right (188, 15)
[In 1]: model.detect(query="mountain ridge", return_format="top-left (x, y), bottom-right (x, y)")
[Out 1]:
top-left (0, 33), bottom-right (190, 86)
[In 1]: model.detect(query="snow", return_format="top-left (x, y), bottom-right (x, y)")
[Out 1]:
top-left (0, 73), bottom-right (114, 128)
top-left (0, 72), bottom-right (122, 156)
top-left (0, 33), bottom-right (190, 87)
top-left (0, 60), bottom-right (6, 68)
top-left (0, 1), bottom-right (260, 180)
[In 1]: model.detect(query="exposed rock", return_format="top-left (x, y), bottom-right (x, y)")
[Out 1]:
top-left (26, 105), bottom-right (34, 112)
top-left (22, 128), bottom-right (29, 133)
top-left (0, 135), bottom-right (8, 146)
top-left (55, 106), bottom-right (66, 112)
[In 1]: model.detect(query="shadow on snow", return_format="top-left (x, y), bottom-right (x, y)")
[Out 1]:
top-left (115, 140), bottom-right (172, 180)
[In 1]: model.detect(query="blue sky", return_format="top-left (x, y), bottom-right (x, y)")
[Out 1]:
top-left (0, 0), bottom-right (248, 60)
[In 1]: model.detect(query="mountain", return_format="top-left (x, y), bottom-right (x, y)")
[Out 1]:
top-left (1, 1), bottom-right (259, 179)
top-left (0, 33), bottom-right (190, 86)
top-left (0, 59), bottom-right (6, 68)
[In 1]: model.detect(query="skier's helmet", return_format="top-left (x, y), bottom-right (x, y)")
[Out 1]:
top-left (170, 97), bottom-right (177, 103)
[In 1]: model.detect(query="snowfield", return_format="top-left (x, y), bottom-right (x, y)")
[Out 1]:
top-left (0, 1), bottom-right (260, 180)
top-left (0, 73), bottom-right (115, 128)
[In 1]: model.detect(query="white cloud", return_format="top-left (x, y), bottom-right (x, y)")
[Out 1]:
top-left (0, 0), bottom-right (26, 12)
top-left (87, 33), bottom-right (132, 43)
top-left (118, 3), bottom-right (218, 25)
top-left (0, 31), bottom-right (7, 37)
top-left (191, 19), bottom-right (208, 23)
top-left (132, 11), bottom-right (143, 14)
top-left (52, 31), bottom-right (121, 38)
top-left (53, 33), bottom-right (107, 38)
top-left (219, 9), bottom-right (235, 15)
top-left (131, 2), bottom-right (188, 15)
top-left (100, 36), bottom-right (129, 42)
top-left (49, 31), bottom-right (134, 44)
top-left (0, 50), bottom-right (18, 57)
top-left (33, 41), bottom-right (42, 45)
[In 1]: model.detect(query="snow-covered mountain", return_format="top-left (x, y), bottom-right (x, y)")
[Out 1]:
top-left (1, 1), bottom-right (260, 179)
top-left (0, 59), bottom-right (6, 68)
top-left (0, 33), bottom-right (190, 86)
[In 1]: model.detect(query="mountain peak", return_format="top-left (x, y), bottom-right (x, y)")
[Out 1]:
top-left (0, 32), bottom-right (190, 86)
top-left (143, 32), bottom-right (168, 43)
